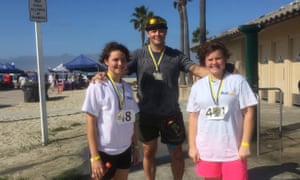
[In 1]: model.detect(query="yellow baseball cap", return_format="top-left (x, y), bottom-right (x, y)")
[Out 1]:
top-left (145, 16), bottom-right (168, 31)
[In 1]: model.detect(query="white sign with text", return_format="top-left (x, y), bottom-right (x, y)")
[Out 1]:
top-left (29, 0), bottom-right (47, 22)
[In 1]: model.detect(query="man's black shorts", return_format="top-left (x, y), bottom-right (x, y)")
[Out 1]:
top-left (137, 111), bottom-right (186, 145)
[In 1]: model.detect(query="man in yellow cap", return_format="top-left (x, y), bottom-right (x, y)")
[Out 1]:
top-left (128, 16), bottom-right (208, 180)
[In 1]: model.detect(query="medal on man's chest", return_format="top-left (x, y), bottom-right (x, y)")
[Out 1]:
top-left (153, 72), bottom-right (163, 80)
top-left (148, 45), bottom-right (165, 81)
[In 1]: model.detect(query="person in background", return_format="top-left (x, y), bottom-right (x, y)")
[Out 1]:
top-left (4, 73), bottom-right (12, 88)
top-left (78, 73), bottom-right (83, 87)
top-left (32, 72), bottom-right (38, 83)
top-left (18, 72), bottom-right (28, 90)
top-left (71, 73), bottom-right (76, 90)
top-left (55, 73), bottom-right (59, 87)
top-left (48, 72), bottom-right (55, 91)
top-left (82, 42), bottom-right (139, 180)
top-left (187, 41), bottom-right (257, 180)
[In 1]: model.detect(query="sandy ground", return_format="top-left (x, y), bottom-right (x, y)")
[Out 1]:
top-left (0, 87), bottom-right (91, 179)
top-left (0, 78), bottom-right (139, 180)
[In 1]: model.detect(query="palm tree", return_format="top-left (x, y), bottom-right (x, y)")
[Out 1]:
top-left (173, 1), bottom-right (186, 85)
top-left (192, 27), bottom-right (208, 44)
top-left (174, 0), bottom-right (193, 85)
top-left (130, 6), bottom-right (154, 47)
top-left (192, 27), bottom-right (201, 44)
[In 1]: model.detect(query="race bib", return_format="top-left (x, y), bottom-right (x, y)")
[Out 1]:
top-left (204, 105), bottom-right (228, 120)
top-left (117, 109), bottom-right (135, 125)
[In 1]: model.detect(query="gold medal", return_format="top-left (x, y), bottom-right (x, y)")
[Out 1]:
top-left (117, 111), bottom-right (123, 120)
top-left (153, 72), bottom-right (163, 80)
top-left (148, 45), bottom-right (165, 81)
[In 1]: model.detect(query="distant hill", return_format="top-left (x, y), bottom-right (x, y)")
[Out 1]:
top-left (0, 54), bottom-right (100, 73)
top-left (0, 52), bottom-right (197, 73)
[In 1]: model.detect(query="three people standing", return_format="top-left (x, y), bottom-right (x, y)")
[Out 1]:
top-left (88, 16), bottom-right (250, 180)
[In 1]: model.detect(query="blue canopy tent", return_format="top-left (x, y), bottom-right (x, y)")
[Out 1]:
top-left (63, 54), bottom-right (106, 72)
top-left (0, 63), bottom-right (24, 73)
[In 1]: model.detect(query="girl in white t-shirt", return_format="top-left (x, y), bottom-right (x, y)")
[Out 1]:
top-left (187, 41), bottom-right (257, 180)
top-left (82, 42), bottom-right (139, 180)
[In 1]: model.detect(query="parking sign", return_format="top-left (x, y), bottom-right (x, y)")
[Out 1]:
top-left (29, 0), bottom-right (47, 22)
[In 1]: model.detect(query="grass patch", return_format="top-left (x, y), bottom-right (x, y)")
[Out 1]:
top-left (51, 123), bottom-right (81, 134)
top-left (70, 122), bottom-right (81, 127)
top-left (16, 177), bottom-right (30, 180)
top-left (53, 169), bottom-right (82, 180)
top-left (18, 143), bottom-right (42, 153)
top-left (51, 126), bottom-right (69, 132)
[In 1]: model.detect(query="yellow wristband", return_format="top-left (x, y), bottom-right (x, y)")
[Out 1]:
top-left (241, 142), bottom-right (250, 147)
top-left (90, 155), bottom-right (101, 162)
top-left (133, 145), bottom-right (139, 149)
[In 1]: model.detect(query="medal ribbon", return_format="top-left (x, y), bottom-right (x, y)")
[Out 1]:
top-left (107, 73), bottom-right (124, 110)
top-left (147, 45), bottom-right (165, 72)
top-left (209, 74), bottom-right (224, 105)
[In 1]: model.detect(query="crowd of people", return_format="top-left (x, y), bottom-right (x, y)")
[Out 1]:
top-left (48, 72), bottom-right (92, 91)
top-left (0, 72), bottom-right (29, 89)
top-left (0, 70), bottom-right (93, 92)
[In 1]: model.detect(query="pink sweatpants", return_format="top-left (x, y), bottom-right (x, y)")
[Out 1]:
top-left (196, 159), bottom-right (248, 180)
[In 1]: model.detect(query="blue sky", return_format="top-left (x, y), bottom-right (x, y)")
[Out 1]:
top-left (0, 0), bottom-right (293, 60)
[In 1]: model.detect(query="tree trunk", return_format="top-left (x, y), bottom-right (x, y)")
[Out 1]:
top-left (200, 0), bottom-right (206, 44)
top-left (182, 3), bottom-right (193, 85)
top-left (178, 2), bottom-right (187, 86)
top-left (141, 30), bottom-right (145, 47)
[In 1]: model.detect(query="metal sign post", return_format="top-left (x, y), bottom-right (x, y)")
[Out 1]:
top-left (29, 0), bottom-right (48, 145)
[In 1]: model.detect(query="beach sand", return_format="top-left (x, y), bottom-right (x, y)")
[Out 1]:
top-left (0, 78), bottom-right (141, 179)
top-left (0, 87), bottom-right (91, 179)
top-left (0, 76), bottom-right (194, 180)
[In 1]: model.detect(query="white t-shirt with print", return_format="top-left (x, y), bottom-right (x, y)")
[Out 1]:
top-left (82, 79), bottom-right (139, 155)
top-left (186, 73), bottom-right (257, 162)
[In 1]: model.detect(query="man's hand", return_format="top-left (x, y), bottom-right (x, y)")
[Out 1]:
top-left (91, 71), bottom-right (107, 84)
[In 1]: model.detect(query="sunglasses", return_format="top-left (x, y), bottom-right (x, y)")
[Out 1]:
top-left (149, 18), bottom-right (166, 25)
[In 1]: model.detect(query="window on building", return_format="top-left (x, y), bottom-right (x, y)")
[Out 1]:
top-left (278, 55), bottom-right (284, 63)
top-left (297, 53), bottom-right (300, 62)
top-left (262, 56), bottom-right (268, 64)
